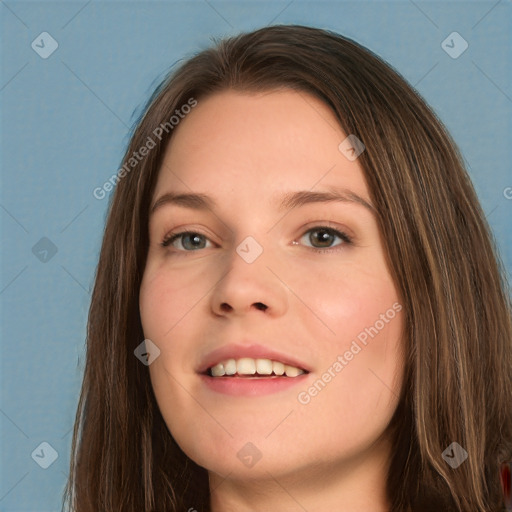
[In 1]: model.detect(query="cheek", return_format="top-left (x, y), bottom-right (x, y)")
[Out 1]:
top-left (139, 263), bottom-right (210, 404)
top-left (140, 268), bottom-right (208, 449)
top-left (291, 261), bottom-right (404, 428)
top-left (139, 261), bottom-right (209, 341)
top-left (291, 255), bottom-right (401, 349)
top-left (294, 314), bottom-right (404, 457)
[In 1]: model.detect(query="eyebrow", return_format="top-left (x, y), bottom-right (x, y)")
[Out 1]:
top-left (276, 188), bottom-right (375, 213)
top-left (150, 187), bottom-right (375, 216)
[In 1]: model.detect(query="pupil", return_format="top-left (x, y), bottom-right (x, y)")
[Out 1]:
top-left (184, 234), bottom-right (204, 249)
top-left (314, 229), bottom-right (332, 247)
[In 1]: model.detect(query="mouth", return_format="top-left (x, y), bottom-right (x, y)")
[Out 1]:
top-left (197, 344), bottom-right (311, 396)
top-left (204, 357), bottom-right (309, 378)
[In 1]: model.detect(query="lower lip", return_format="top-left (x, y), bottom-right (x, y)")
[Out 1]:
top-left (199, 373), bottom-right (309, 396)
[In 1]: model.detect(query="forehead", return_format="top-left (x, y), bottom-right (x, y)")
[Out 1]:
top-left (154, 89), bottom-right (368, 202)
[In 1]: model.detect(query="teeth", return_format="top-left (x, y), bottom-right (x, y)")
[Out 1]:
top-left (224, 358), bottom-right (237, 375)
top-left (208, 357), bottom-right (305, 377)
top-left (256, 358), bottom-right (273, 375)
top-left (284, 365), bottom-right (302, 377)
top-left (273, 361), bottom-right (285, 375)
top-left (210, 363), bottom-right (225, 377)
top-left (237, 358), bottom-right (256, 375)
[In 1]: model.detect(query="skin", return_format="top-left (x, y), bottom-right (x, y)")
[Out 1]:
top-left (139, 89), bottom-right (405, 512)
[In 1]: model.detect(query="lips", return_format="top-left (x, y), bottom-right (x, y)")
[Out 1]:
top-left (197, 343), bottom-right (311, 396)
top-left (197, 343), bottom-right (311, 377)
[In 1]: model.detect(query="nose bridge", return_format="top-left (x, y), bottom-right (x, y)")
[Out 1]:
top-left (210, 232), bottom-right (287, 316)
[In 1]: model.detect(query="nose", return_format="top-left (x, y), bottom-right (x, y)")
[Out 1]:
top-left (210, 244), bottom-right (288, 318)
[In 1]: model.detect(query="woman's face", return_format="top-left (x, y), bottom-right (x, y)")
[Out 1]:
top-left (140, 89), bottom-right (404, 483)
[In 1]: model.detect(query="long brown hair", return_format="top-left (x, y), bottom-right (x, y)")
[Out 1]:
top-left (62, 25), bottom-right (512, 512)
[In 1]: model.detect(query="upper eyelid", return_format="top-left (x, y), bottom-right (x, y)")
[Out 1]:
top-left (161, 230), bottom-right (215, 249)
top-left (161, 219), bottom-right (353, 239)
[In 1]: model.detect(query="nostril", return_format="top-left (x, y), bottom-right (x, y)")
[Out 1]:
top-left (254, 302), bottom-right (267, 311)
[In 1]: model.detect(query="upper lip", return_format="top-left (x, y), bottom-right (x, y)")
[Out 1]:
top-left (197, 343), bottom-right (311, 374)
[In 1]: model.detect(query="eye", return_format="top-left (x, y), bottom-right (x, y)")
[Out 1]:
top-left (161, 225), bottom-right (353, 253)
top-left (161, 231), bottom-right (213, 251)
top-left (298, 226), bottom-right (352, 252)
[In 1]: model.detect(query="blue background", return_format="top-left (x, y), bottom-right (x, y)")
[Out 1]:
top-left (1, 1), bottom-right (511, 510)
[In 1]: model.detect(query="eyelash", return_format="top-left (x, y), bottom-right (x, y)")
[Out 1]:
top-left (160, 225), bottom-right (353, 254)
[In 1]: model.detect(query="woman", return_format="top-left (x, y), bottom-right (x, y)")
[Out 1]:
top-left (63, 25), bottom-right (512, 511)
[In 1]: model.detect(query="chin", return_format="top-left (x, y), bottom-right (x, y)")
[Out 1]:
top-left (174, 430), bottom-right (302, 479)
